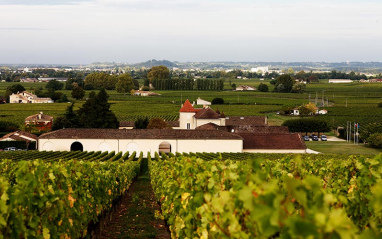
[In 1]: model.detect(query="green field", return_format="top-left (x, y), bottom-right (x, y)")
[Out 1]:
top-left (1, 79), bottom-right (382, 134)
top-left (305, 141), bottom-right (382, 154)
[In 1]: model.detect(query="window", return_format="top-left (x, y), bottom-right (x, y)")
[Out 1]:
top-left (187, 123), bottom-right (190, 129)
top-left (159, 142), bottom-right (171, 154)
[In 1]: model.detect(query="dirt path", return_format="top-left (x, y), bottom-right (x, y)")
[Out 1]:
top-left (94, 170), bottom-right (171, 239)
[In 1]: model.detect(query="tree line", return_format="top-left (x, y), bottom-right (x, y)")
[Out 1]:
top-left (151, 78), bottom-right (224, 91)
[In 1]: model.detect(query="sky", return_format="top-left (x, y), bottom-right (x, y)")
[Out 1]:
top-left (0, 0), bottom-right (381, 64)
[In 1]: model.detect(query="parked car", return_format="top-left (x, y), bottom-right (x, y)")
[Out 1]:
top-left (321, 135), bottom-right (327, 141)
top-left (303, 136), bottom-right (310, 141)
top-left (312, 136), bottom-right (319, 141)
top-left (4, 147), bottom-right (17, 151)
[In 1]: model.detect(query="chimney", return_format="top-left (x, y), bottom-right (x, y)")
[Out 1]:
top-left (38, 112), bottom-right (43, 120)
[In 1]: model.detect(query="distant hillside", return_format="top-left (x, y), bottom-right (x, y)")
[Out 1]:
top-left (131, 59), bottom-right (178, 68)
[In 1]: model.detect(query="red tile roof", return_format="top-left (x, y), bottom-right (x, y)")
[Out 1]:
top-left (179, 99), bottom-right (196, 113)
top-left (239, 133), bottom-right (306, 150)
top-left (226, 116), bottom-right (267, 126)
top-left (225, 126), bottom-right (289, 134)
top-left (195, 123), bottom-right (220, 130)
top-left (39, 128), bottom-right (243, 140)
top-left (0, 131), bottom-right (38, 142)
top-left (25, 112), bottom-right (54, 123)
top-left (194, 108), bottom-right (220, 119)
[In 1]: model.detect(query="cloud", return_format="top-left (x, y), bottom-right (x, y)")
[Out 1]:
top-left (0, 0), bottom-right (93, 5)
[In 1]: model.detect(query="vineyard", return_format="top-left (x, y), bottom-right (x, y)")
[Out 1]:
top-left (1, 150), bottom-right (382, 238)
top-left (0, 151), bottom-right (143, 238)
top-left (116, 114), bottom-right (179, 122)
top-left (149, 152), bottom-right (382, 238)
top-left (320, 106), bottom-right (382, 128)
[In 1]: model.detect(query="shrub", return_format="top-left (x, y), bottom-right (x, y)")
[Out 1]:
top-left (378, 102), bottom-right (382, 108)
top-left (211, 98), bottom-right (225, 105)
top-left (258, 83), bottom-right (269, 92)
top-left (141, 86), bottom-right (150, 91)
top-left (368, 133), bottom-right (382, 148)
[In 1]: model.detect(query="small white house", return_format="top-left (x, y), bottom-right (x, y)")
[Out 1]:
top-left (196, 97), bottom-right (211, 106)
top-left (9, 91), bottom-right (53, 103)
top-left (293, 108), bottom-right (300, 116)
top-left (236, 85), bottom-right (256, 91)
top-left (328, 79), bottom-right (353, 83)
top-left (318, 109), bottom-right (328, 115)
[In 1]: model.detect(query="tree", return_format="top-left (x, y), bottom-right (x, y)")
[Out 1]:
top-left (212, 98), bottom-right (225, 105)
top-left (147, 66), bottom-right (170, 83)
top-left (258, 83), bottom-right (269, 92)
top-left (5, 84), bottom-right (25, 102)
top-left (298, 103), bottom-right (317, 116)
top-left (291, 82), bottom-right (306, 93)
top-left (367, 133), bottom-right (382, 148)
top-left (45, 79), bottom-right (64, 91)
top-left (56, 94), bottom-right (69, 103)
top-left (52, 103), bottom-right (80, 130)
top-left (134, 117), bottom-right (149, 129)
top-left (71, 84), bottom-right (85, 100)
top-left (84, 72), bottom-right (118, 90)
top-left (147, 118), bottom-right (170, 129)
top-left (116, 73), bottom-right (134, 95)
top-left (308, 75), bottom-right (319, 83)
top-left (77, 88), bottom-right (119, 128)
top-left (274, 75), bottom-right (295, 93)
top-left (296, 70), bottom-right (307, 81)
top-left (282, 118), bottom-right (331, 136)
top-left (360, 123), bottom-right (382, 142)
top-left (0, 121), bottom-right (19, 132)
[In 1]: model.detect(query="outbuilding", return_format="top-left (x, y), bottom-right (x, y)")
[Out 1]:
top-left (38, 128), bottom-right (243, 157)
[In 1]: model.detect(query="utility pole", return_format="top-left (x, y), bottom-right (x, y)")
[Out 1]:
top-left (346, 121), bottom-right (348, 142)
top-left (315, 91), bottom-right (318, 105)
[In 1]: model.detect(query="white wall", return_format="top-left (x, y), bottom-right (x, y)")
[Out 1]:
top-left (38, 138), bottom-right (243, 157)
top-left (194, 119), bottom-right (221, 128)
top-left (179, 112), bottom-right (196, 129)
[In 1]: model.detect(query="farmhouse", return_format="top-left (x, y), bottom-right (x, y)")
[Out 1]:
top-left (133, 91), bottom-right (159, 96)
top-left (0, 131), bottom-right (37, 143)
top-left (328, 79), bottom-right (353, 83)
top-left (236, 85), bottom-right (256, 91)
top-left (177, 99), bottom-right (267, 130)
top-left (38, 128), bottom-right (306, 155)
top-left (9, 91), bottom-right (53, 103)
top-left (25, 112), bottom-right (54, 132)
top-left (196, 97), bottom-right (211, 106)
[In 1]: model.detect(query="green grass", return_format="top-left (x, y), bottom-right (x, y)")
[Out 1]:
top-left (305, 141), bottom-right (382, 155)
top-left (2, 80), bottom-right (382, 130)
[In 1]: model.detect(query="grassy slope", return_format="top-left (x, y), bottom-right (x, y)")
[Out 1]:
top-left (305, 141), bottom-right (382, 155)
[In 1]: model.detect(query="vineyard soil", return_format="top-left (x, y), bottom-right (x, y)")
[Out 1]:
top-left (95, 169), bottom-right (171, 239)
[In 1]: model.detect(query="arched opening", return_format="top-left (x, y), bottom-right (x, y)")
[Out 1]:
top-left (71, 142), bottom-right (83, 151)
top-left (126, 142), bottom-right (139, 154)
top-left (42, 141), bottom-right (55, 151)
top-left (159, 141), bottom-right (171, 154)
top-left (98, 142), bottom-right (111, 152)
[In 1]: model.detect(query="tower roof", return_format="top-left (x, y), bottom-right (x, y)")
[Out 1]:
top-left (179, 99), bottom-right (196, 112)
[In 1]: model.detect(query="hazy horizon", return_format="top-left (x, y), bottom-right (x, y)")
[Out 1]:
top-left (1, 0), bottom-right (381, 64)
